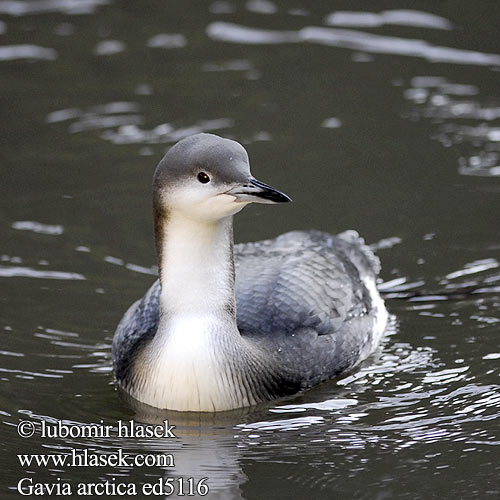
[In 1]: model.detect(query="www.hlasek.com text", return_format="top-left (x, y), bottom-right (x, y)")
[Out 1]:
top-left (18, 449), bottom-right (174, 468)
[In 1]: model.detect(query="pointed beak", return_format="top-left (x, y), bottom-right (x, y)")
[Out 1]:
top-left (225, 177), bottom-right (292, 204)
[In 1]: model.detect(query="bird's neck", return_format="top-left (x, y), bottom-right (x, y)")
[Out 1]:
top-left (156, 210), bottom-right (237, 325)
top-left (130, 208), bottom-right (277, 411)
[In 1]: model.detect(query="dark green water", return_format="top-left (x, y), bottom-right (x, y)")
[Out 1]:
top-left (1, 1), bottom-right (499, 498)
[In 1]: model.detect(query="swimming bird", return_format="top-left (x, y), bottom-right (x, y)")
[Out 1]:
top-left (112, 133), bottom-right (388, 412)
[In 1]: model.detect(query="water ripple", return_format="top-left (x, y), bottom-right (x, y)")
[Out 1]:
top-left (422, 366), bottom-right (469, 385)
top-left (237, 416), bottom-right (324, 432)
top-left (207, 22), bottom-right (500, 67)
top-left (324, 10), bottom-right (453, 30)
top-left (70, 114), bottom-right (142, 133)
top-left (94, 39), bottom-right (126, 56)
top-left (101, 118), bottom-right (234, 145)
top-left (104, 255), bottom-right (157, 276)
top-left (246, 0), bottom-right (277, 16)
top-left (0, 367), bottom-right (64, 379)
top-left (270, 398), bottom-right (358, 414)
top-left (146, 33), bottom-right (187, 49)
top-left (207, 22), bottom-right (297, 44)
top-left (444, 259), bottom-right (499, 281)
top-left (46, 101), bottom-right (143, 134)
top-left (202, 58), bottom-right (254, 73)
top-left (0, 266), bottom-right (85, 280)
top-left (11, 220), bottom-right (64, 235)
top-left (483, 353), bottom-right (500, 360)
top-left (0, 44), bottom-right (57, 61)
top-left (0, 0), bottom-right (110, 16)
top-left (403, 76), bottom-right (500, 177)
top-left (46, 100), bottom-right (235, 146)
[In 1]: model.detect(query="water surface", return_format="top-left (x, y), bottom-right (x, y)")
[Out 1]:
top-left (1, 1), bottom-right (499, 498)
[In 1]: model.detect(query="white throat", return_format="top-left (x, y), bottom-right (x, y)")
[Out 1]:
top-left (158, 212), bottom-right (236, 318)
top-left (130, 211), bottom-right (263, 411)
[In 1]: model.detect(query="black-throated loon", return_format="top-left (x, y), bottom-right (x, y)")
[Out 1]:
top-left (112, 133), bottom-right (388, 412)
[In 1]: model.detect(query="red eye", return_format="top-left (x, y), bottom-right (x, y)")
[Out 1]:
top-left (197, 172), bottom-right (210, 184)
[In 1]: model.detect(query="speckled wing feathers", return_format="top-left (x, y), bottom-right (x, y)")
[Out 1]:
top-left (234, 230), bottom-right (375, 337)
top-left (232, 230), bottom-right (381, 388)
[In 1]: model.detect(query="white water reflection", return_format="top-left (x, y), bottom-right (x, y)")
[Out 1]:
top-left (403, 76), bottom-right (500, 177)
top-left (0, 44), bottom-right (57, 61)
top-left (270, 398), bottom-right (358, 414)
top-left (459, 154), bottom-right (500, 177)
top-left (207, 22), bottom-right (297, 44)
top-left (45, 107), bottom-right (81, 123)
top-left (371, 236), bottom-right (402, 251)
top-left (325, 10), bottom-right (452, 30)
top-left (101, 118), bottom-right (234, 145)
top-left (379, 254), bottom-right (500, 302)
top-left (91, 102), bottom-right (140, 114)
top-left (70, 115), bottom-right (142, 133)
top-left (246, 0), bottom-right (277, 15)
top-left (444, 259), bottom-right (499, 281)
top-left (46, 102), bottom-right (140, 124)
top-left (237, 415), bottom-right (324, 432)
top-left (104, 255), bottom-right (157, 276)
top-left (207, 22), bottom-right (500, 67)
top-left (321, 117), bottom-right (342, 129)
top-left (422, 366), bottom-right (469, 385)
top-left (301, 27), bottom-right (500, 66)
top-left (0, 367), bottom-right (63, 379)
top-left (0, 0), bottom-right (110, 16)
top-left (202, 58), bottom-right (254, 72)
top-left (46, 101), bottom-right (235, 145)
top-left (11, 221), bottom-right (63, 235)
top-left (0, 266), bottom-right (85, 280)
top-left (483, 353), bottom-right (500, 360)
top-left (146, 33), bottom-right (187, 49)
top-left (94, 39), bottom-right (126, 56)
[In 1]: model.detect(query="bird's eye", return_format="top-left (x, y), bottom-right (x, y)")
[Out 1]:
top-left (197, 172), bottom-right (210, 184)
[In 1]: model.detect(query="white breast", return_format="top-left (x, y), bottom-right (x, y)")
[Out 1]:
top-left (132, 315), bottom-right (258, 411)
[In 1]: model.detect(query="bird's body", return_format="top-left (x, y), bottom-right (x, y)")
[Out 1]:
top-left (112, 134), bottom-right (388, 412)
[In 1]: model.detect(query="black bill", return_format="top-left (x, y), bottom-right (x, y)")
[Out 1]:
top-left (226, 177), bottom-right (292, 204)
